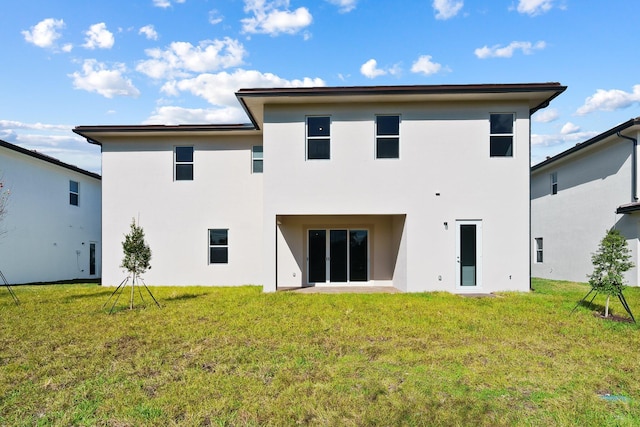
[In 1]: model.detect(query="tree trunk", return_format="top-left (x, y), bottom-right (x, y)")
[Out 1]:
top-left (605, 295), bottom-right (610, 318)
top-left (130, 273), bottom-right (135, 310)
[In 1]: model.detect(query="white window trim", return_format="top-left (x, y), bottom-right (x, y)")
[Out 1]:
top-left (551, 172), bottom-right (558, 195)
top-left (208, 228), bottom-right (229, 265)
top-left (69, 180), bottom-right (79, 206)
top-left (306, 116), bottom-right (331, 161)
top-left (534, 238), bottom-right (544, 264)
top-left (252, 145), bottom-right (263, 173)
top-left (174, 146), bottom-right (194, 181)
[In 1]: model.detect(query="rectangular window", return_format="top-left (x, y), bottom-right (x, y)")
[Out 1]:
top-left (376, 115), bottom-right (400, 159)
top-left (535, 238), bottom-right (543, 263)
top-left (551, 172), bottom-right (558, 195)
top-left (490, 113), bottom-right (514, 157)
top-left (307, 116), bottom-right (330, 160)
top-left (209, 229), bottom-right (228, 264)
top-left (252, 146), bottom-right (263, 173)
top-left (175, 146), bottom-right (194, 181)
top-left (69, 180), bottom-right (79, 206)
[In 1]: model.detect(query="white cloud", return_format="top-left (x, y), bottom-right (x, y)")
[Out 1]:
top-left (242, 0), bottom-right (313, 36)
top-left (82, 23), bottom-right (115, 49)
top-left (325, 0), bottom-right (357, 13)
top-left (532, 130), bottom-right (598, 148)
top-left (160, 68), bottom-right (325, 106)
top-left (62, 43), bottom-right (73, 52)
top-left (22, 18), bottom-right (65, 48)
top-left (576, 85), bottom-right (640, 116)
top-left (0, 120), bottom-right (71, 132)
top-left (139, 25), bottom-right (159, 40)
top-left (360, 59), bottom-right (387, 79)
top-left (515, 0), bottom-right (554, 16)
top-left (144, 106), bottom-right (249, 125)
top-left (474, 40), bottom-right (546, 58)
top-left (532, 108), bottom-right (559, 123)
top-left (153, 0), bottom-right (186, 8)
top-left (136, 38), bottom-right (246, 80)
top-left (70, 59), bottom-right (140, 98)
top-left (433, 0), bottom-right (463, 20)
top-left (209, 10), bottom-right (224, 25)
top-left (410, 55), bottom-right (443, 76)
top-left (560, 122), bottom-right (580, 135)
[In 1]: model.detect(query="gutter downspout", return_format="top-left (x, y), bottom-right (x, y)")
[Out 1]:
top-left (618, 132), bottom-right (638, 203)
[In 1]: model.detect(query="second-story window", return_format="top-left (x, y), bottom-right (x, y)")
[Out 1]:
top-left (489, 113), bottom-right (514, 157)
top-left (175, 146), bottom-right (194, 181)
top-left (252, 146), bottom-right (263, 173)
top-left (69, 180), bottom-right (79, 206)
top-left (551, 172), bottom-right (558, 195)
top-left (307, 116), bottom-right (330, 160)
top-left (376, 115), bottom-right (400, 159)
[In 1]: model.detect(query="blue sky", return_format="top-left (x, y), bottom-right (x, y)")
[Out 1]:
top-left (2, 0), bottom-right (639, 173)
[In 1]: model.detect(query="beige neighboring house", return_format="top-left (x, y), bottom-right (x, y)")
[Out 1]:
top-left (531, 118), bottom-right (640, 285)
top-left (74, 83), bottom-right (565, 293)
top-left (0, 139), bottom-right (101, 284)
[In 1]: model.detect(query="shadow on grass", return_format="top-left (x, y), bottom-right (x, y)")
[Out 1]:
top-left (165, 293), bottom-right (205, 301)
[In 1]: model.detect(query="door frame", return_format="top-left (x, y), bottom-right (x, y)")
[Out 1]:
top-left (455, 220), bottom-right (482, 290)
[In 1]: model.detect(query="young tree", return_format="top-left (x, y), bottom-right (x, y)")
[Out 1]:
top-left (588, 228), bottom-right (634, 318)
top-left (121, 219), bottom-right (152, 309)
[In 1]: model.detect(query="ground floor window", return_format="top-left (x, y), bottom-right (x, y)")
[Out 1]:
top-left (308, 229), bottom-right (368, 283)
top-left (535, 237), bottom-right (543, 263)
top-left (209, 229), bottom-right (228, 264)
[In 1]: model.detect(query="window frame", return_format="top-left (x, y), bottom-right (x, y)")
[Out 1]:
top-left (489, 113), bottom-right (515, 157)
top-left (208, 229), bottom-right (229, 264)
top-left (252, 145), bottom-right (263, 173)
top-left (306, 116), bottom-right (331, 160)
top-left (535, 238), bottom-right (543, 263)
top-left (69, 180), bottom-right (79, 206)
top-left (551, 172), bottom-right (558, 195)
top-left (375, 114), bottom-right (400, 159)
top-left (174, 146), bottom-right (194, 181)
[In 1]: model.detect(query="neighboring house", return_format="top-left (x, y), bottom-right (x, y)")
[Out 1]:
top-left (74, 83), bottom-right (565, 293)
top-left (531, 118), bottom-right (640, 285)
top-left (0, 140), bottom-right (101, 284)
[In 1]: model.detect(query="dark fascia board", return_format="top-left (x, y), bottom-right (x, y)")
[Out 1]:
top-left (73, 123), bottom-right (257, 145)
top-left (0, 139), bottom-right (101, 180)
top-left (532, 117), bottom-right (640, 172)
top-left (617, 202), bottom-right (640, 214)
top-left (236, 82), bottom-right (567, 129)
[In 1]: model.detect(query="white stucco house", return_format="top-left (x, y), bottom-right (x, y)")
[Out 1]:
top-left (74, 83), bottom-right (565, 293)
top-left (531, 118), bottom-right (640, 285)
top-left (0, 139), bottom-right (101, 284)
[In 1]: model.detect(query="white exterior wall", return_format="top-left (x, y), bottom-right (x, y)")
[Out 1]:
top-left (101, 135), bottom-right (263, 287)
top-left (531, 133), bottom-right (640, 285)
top-left (0, 146), bottom-right (101, 284)
top-left (262, 101), bottom-right (532, 293)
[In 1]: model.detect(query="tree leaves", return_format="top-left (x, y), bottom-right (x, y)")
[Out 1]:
top-left (121, 219), bottom-right (151, 275)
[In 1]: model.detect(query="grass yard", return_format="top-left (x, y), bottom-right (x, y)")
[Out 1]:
top-left (1, 279), bottom-right (640, 426)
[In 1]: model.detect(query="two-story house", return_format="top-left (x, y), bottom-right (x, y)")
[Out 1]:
top-left (74, 83), bottom-right (565, 293)
top-left (531, 118), bottom-right (640, 285)
top-left (0, 139), bottom-right (101, 284)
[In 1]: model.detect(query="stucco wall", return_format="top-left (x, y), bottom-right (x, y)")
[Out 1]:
top-left (0, 146), bottom-right (101, 284)
top-left (531, 133), bottom-right (640, 285)
top-left (262, 101), bottom-right (532, 293)
top-left (100, 135), bottom-right (263, 287)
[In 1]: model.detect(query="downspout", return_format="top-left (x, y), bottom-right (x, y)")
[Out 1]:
top-left (617, 132), bottom-right (638, 203)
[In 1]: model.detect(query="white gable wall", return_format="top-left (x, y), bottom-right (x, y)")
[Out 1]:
top-left (262, 101), bottom-right (532, 293)
top-left (0, 146), bottom-right (101, 284)
top-left (100, 135), bottom-right (263, 287)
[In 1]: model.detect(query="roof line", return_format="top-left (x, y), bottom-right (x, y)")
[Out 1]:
top-left (532, 117), bottom-right (640, 171)
top-left (0, 139), bottom-right (101, 180)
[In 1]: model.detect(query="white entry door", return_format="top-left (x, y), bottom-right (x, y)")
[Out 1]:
top-left (456, 220), bottom-right (482, 288)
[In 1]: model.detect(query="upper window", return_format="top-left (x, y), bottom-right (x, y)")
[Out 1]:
top-left (175, 146), bottom-right (194, 181)
top-left (252, 146), bottom-right (263, 173)
top-left (490, 113), bottom-right (514, 157)
top-left (551, 172), bottom-right (558, 195)
top-left (209, 229), bottom-right (228, 264)
top-left (307, 116), bottom-right (330, 160)
top-left (376, 115), bottom-right (400, 159)
top-left (535, 238), bottom-right (543, 263)
top-left (69, 180), bottom-right (79, 206)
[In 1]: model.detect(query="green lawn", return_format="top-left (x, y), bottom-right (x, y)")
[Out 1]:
top-left (1, 279), bottom-right (639, 426)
